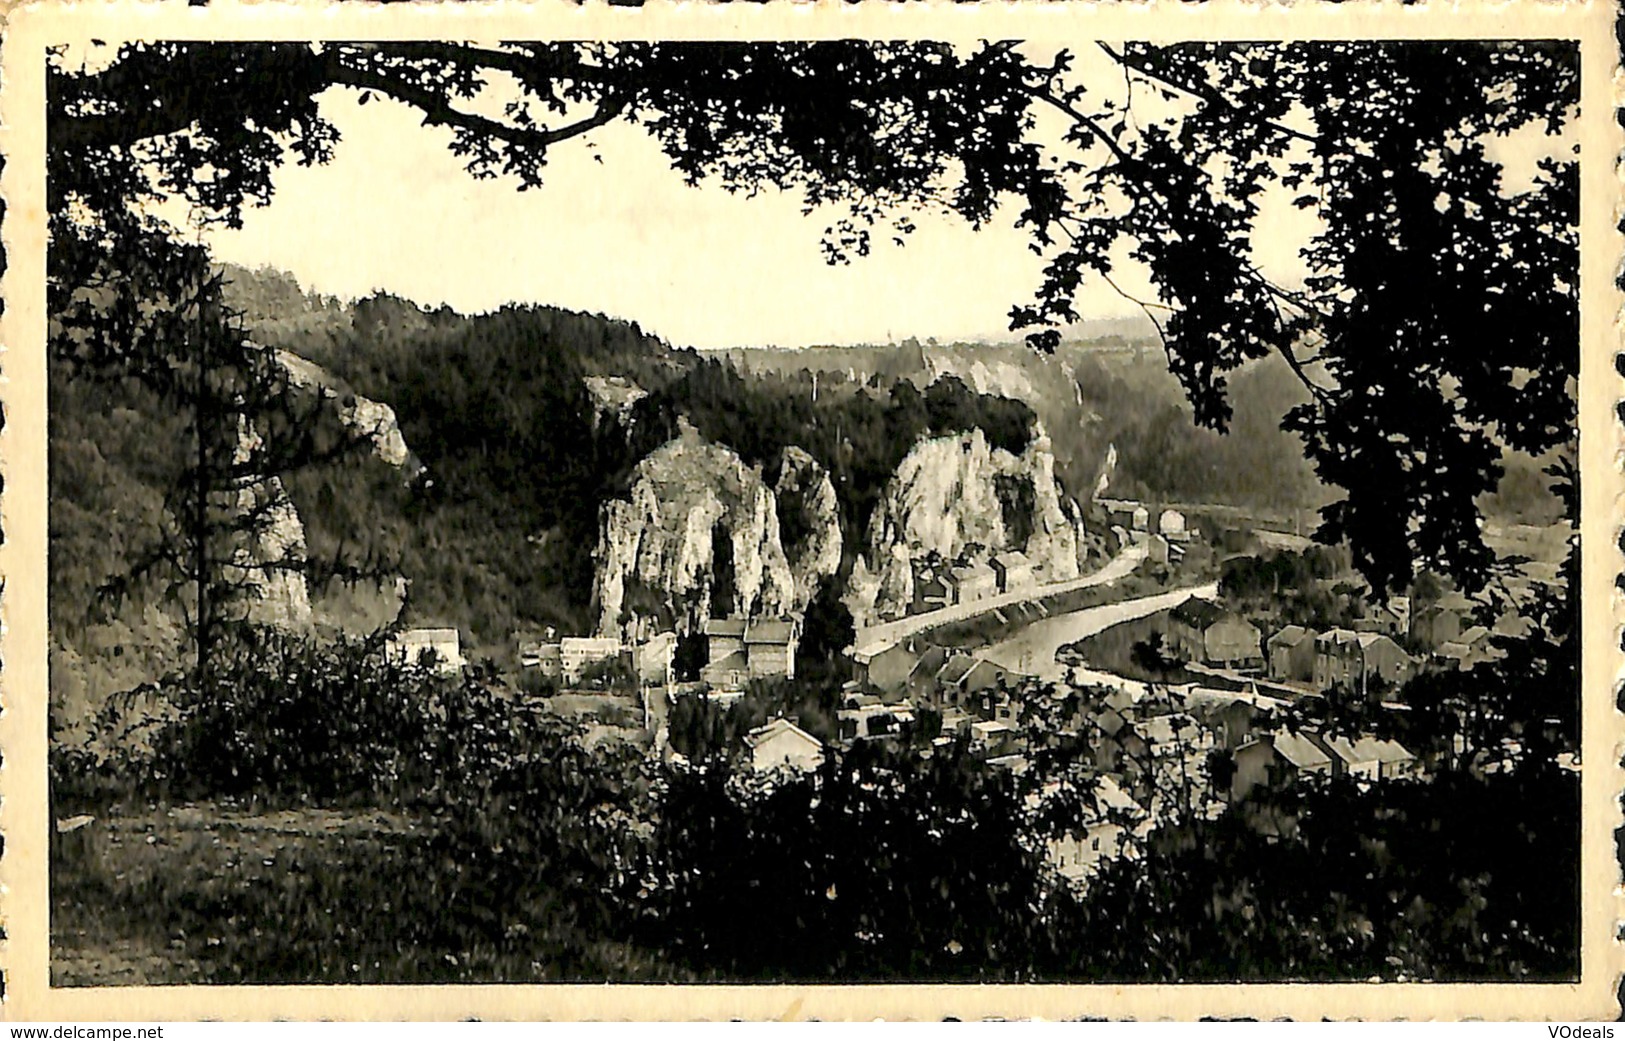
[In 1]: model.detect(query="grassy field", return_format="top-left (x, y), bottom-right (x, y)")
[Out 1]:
top-left (50, 798), bottom-right (675, 985)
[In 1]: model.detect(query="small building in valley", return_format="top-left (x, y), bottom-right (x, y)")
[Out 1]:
top-left (1158, 509), bottom-right (1190, 542)
top-left (1267, 625), bottom-right (1316, 683)
top-left (1356, 632), bottom-right (1413, 690)
top-left (701, 616), bottom-right (800, 688)
top-left (1354, 595), bottom-right (1411, 637)
top-left (911, 561), bottom-right (954, 614)
top-left (1434, 625), bottom-right (1494, 671)
top-left (949, 562), bottom-right (998, 604)
top-left (388, 627), bottom-right (465, 675)
top-left (1040, 775), bottom-right (1148, 883)
top-left (517, 635), bottom-right (563, 679)
top-left (1168, 600), bottom-right (1262, 667)
top-left (1231, 731), bottom-right (1333, 799)
top-left (744, 619), bottom-right (799, 680)
top-left (991, 550), bottom-right (1036, 593)
top-left (1313, 629), bottom-right (1413, 697)
top-left (560, 636), bottom-right (624, 684)
top-left (704, 618), bottom-right (748, 662)
top-left (746, 717), bottom-right (825, 774)
top-left (1410, 592), bottom-right (1473, 649)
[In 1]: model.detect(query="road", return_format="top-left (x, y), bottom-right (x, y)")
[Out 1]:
top-left (852, 543), bottom-right (1149, 658)
top-left (980, 581), bottom-right (1219, 681)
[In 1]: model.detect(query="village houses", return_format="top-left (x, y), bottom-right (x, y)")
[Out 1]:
top-left (1310, 629), bottom-right (1413, 698)
top-left (949, 561), bottom-right (999, 604)
top-left (1039, 775), bottom-right (1151, 885)
top-left (990, 550), bottom-right (1036, 593)
top-left (1409, 592), bottom-right (1474, 648)
top-left (701, 616), bottom-right (799, 690)
top-left (1231, 731), bottom-right (1333, 800)
top-left (517, 632), bottom-right (563, 679)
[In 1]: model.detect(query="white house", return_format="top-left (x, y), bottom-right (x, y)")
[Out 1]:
top-left (1158, 509), bottom-right (1190, 541)
top-left (950, 562), bottom-right (998, 604)
top-left (990, 550), bottom-right (1036, 593)
top-left (387, 628), bottom-right (464, 675)
top-left (1040, 776), bottom-right (1149, 883)
top-left (746, 717), bottom-right (824, 774)
top-left (560, 636), bottom-right (623, 683)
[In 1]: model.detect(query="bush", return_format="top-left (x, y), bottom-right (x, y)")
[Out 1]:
top-left (56, 626), bottom-right (572, 808)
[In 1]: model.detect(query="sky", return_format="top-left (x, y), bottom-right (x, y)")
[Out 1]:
top-left (190, 87), bottom-right (1079, 351)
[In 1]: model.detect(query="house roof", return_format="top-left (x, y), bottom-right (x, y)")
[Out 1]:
top-left (746, 620), bottom-right (796, 644)
top-left (1356, 631), bottom-right (1399, 651)
top-left (1456, 625), bottom-right (1490, 646)
top-left (1170, 599), bottom-right (1223, 629)
top-left (972, 720), bottom-right (1013, 735)
top-left (1091, 775), bottom-right (1142, 814)
top-left (991, 550), bottom-right (1031, 569)
top-left (1432, 591), bottom-right (1476, 612)
top-left (701, 650), bottom-right (748, 674)
top-left (1350, 736), bottom-right (1413, 763)
top-left (1186, 687), bottom-right (1289, 712)
top-left (746, 717), bottom-right (822, 750)
top-left (964, 658), bottom-right (1015, 682)
top-left (561, 635), bottom-right (620, 652)
top-left (1269, 625), bottom-right (1312, 648)
top-left (1316, 627), bottom-right (1360, 647)
top-left (952, 562), bottom-right (996, 581)
top-left (908, 646), bottom-right (949, 680)
top-left (398, 627), bottom-right (458, 643)
top-left (704, 618), bottom-right (747, 638)
top-left (1273, 732), bottom-right (1333, 770)
top-left (1138, 713), bottom-right (1201, 747)
top-left (936, 654), bottom-right (977, 686)
top-left (1315, 733), bottom-right (1362, 765)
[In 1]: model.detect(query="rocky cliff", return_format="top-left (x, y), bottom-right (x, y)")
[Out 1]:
top-left (219, 416), bottom-right (315, 633)
top-left (850, 424), bottom-right (1088, 623)
top-left (773, 446), bottom-right (844, 609)
top-left (275, 348), bottom-right (422, 478)
top-left (593, 428), bottom-right (841, 636)
top-left (224, 351), bottom-right (423, 633)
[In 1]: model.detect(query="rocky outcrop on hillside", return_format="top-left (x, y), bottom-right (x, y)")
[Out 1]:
top-left (594, 427), bottom-right (841, 636)
top-left (220, 352), bottom-right (423, 633)
top-left (850, 424), bottom-right (1088, 623)
top-left (275, 349), bottom-right (422, 477)
top-left (583, 375), bottom-right (649, 431)
top-left (219, 417), bottom-right (315, 633)
top-left (773, 446), bottom-right (843, 608)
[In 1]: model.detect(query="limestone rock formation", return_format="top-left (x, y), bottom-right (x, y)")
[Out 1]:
top-left (773, 446), bottom-right (844, 609)
top-left (854, 424), bottom-right (1088, 622)
top-left (275, 348), bottom-right (422, 476)
top-left (594, 428), bottom-right (820, 637)
top-left (222, 351), bottom-right (423, 633)
top-left (218, 417), bottom-right (314, 633)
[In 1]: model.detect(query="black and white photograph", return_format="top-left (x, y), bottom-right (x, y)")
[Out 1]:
top-left (4, 0), bottom-right (1619, 1021)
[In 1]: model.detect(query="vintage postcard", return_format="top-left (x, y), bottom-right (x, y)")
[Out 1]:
top-left (1, 0), bottom-right (1620, 1022)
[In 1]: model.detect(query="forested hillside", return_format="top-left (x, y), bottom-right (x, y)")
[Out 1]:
top-left (52, 267), bottom-right (1046, 672)
top-left (52, 264), bottom-right (1558, 721)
